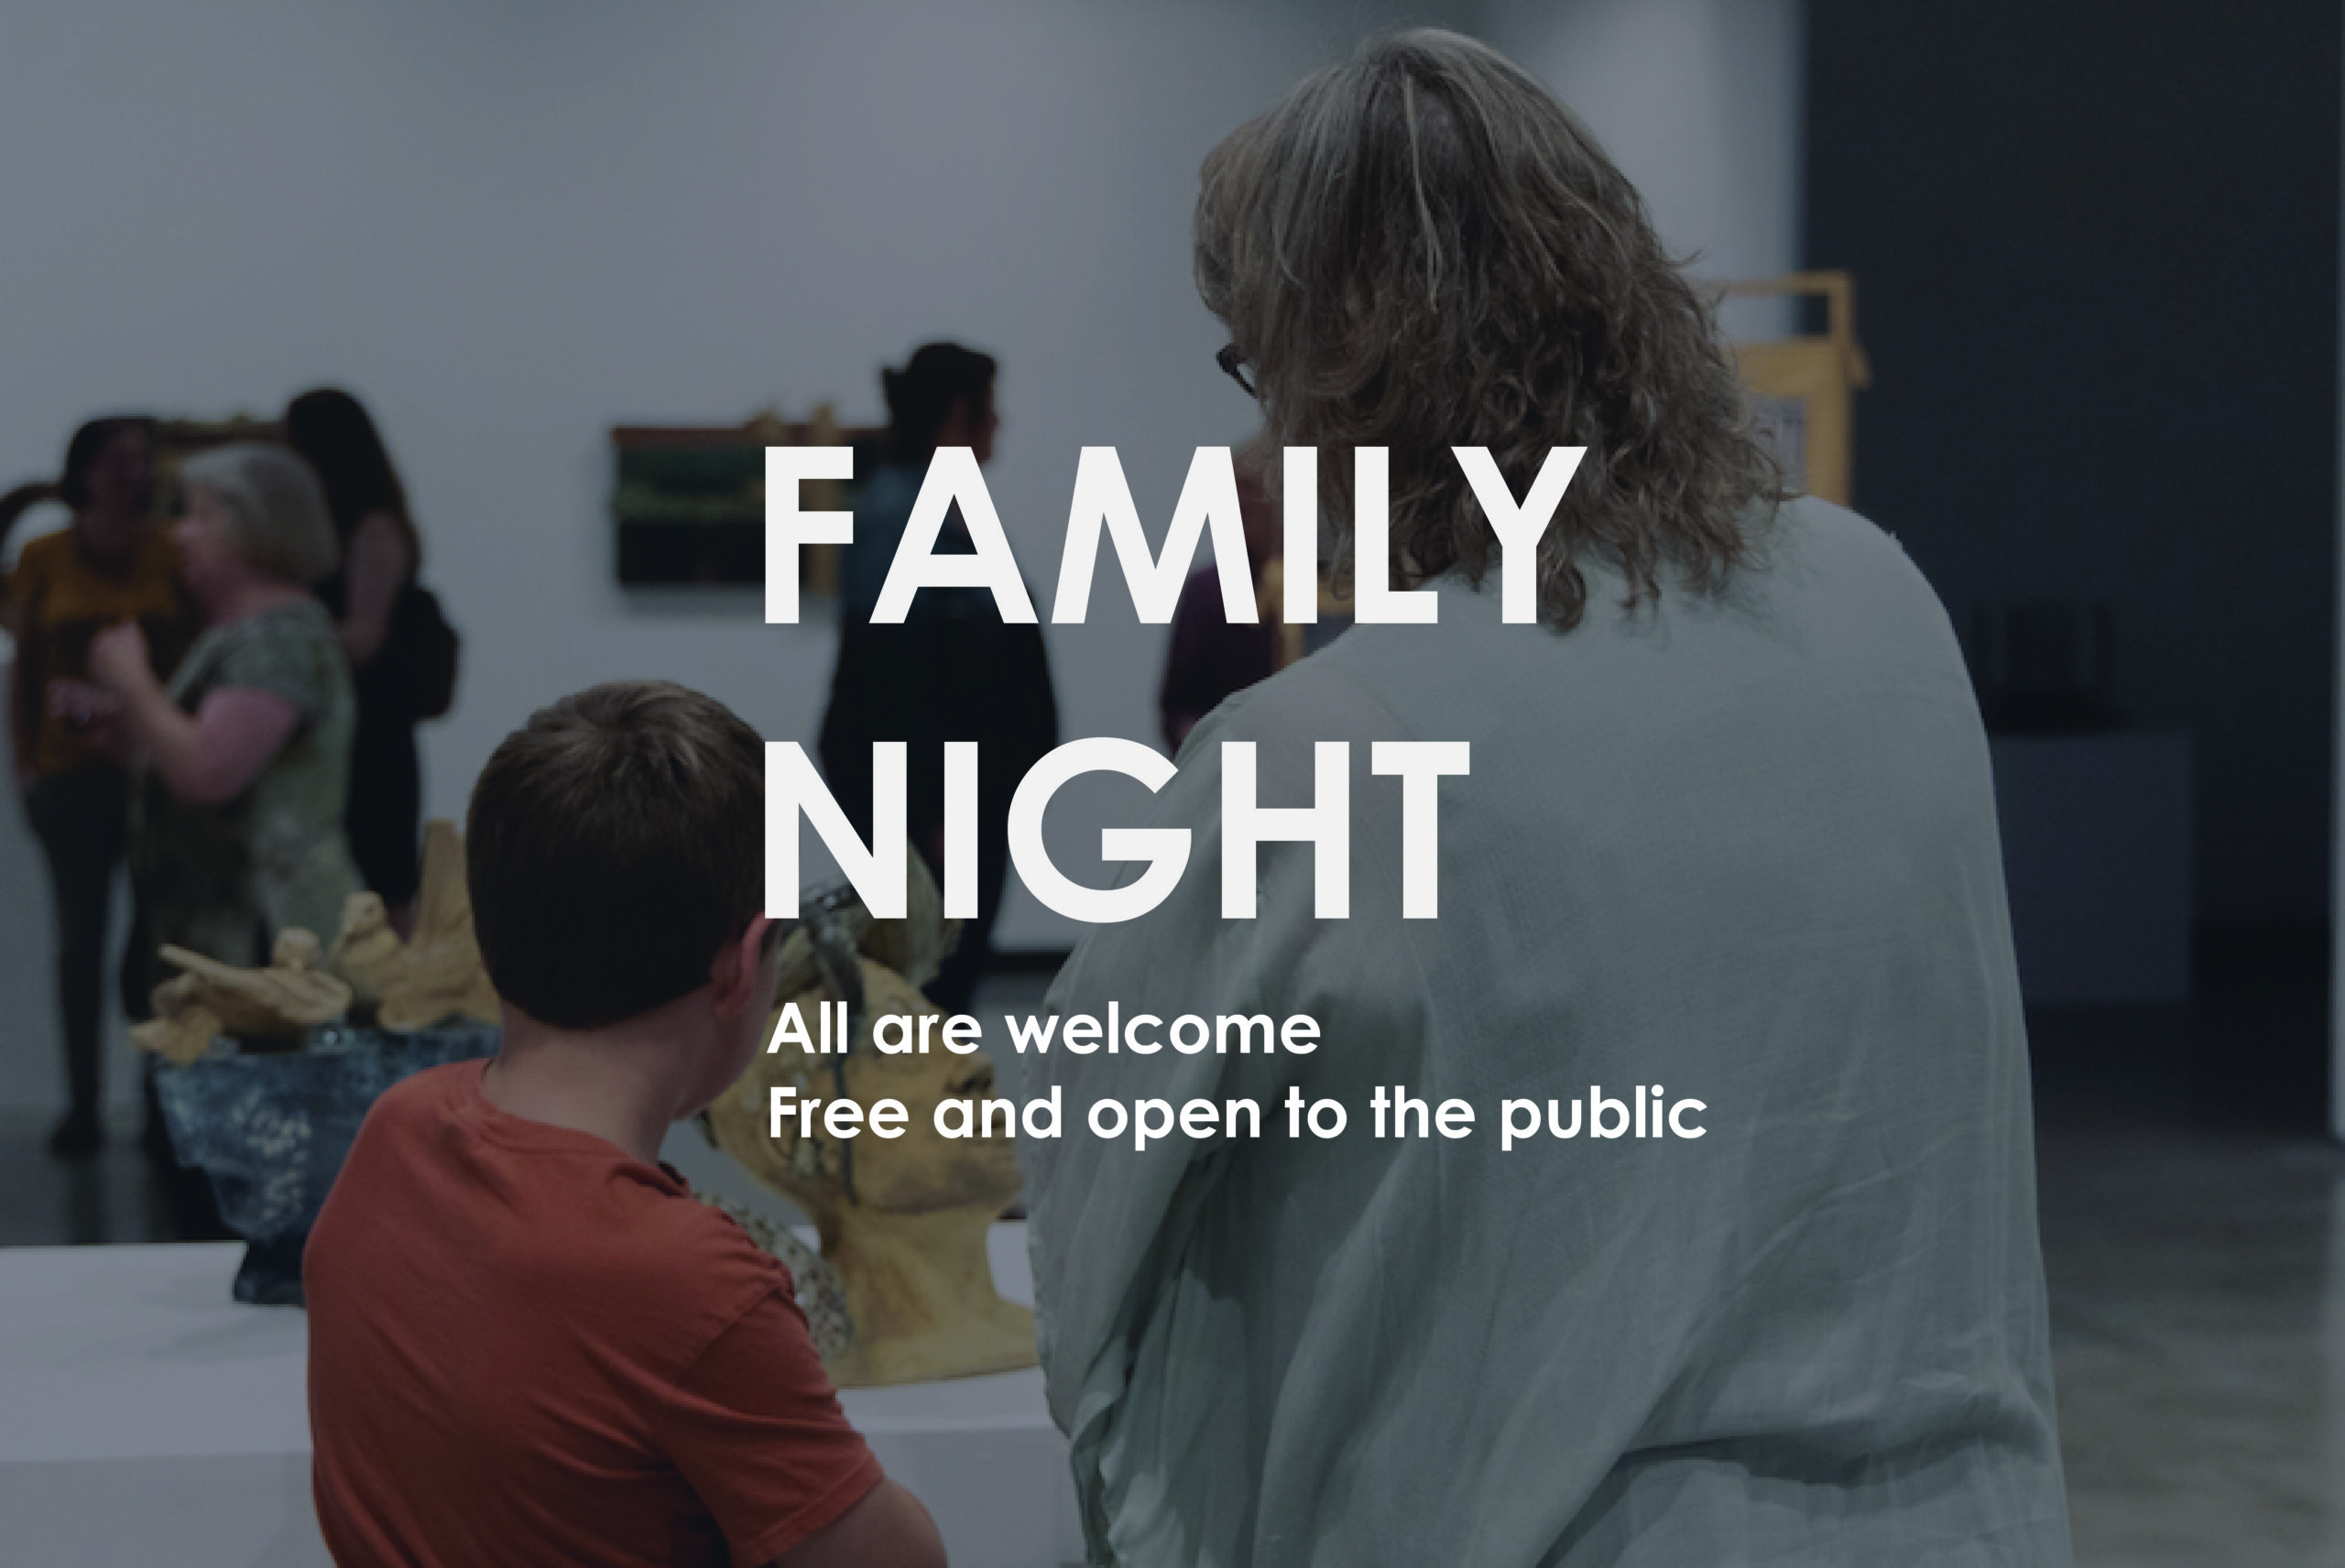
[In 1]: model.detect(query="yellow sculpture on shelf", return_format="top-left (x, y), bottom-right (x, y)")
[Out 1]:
top-left (129, 819), bottom-right (502, 1062)
top-left (330, 820), bottom-right (501, 1031)
top-left (131, 928), bottom-right (354, 1064)
top-left (1721, 270), bottom-right (1871, 506)
top-left (704, 860), bottom-right (1036, 1388)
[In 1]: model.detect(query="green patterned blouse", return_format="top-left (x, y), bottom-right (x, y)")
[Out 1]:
top-left (133, 598), bottom-right (363, 973)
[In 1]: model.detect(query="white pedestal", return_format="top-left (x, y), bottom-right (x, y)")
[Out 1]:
top-left (0, 1225), bottom-right (1079, 1567)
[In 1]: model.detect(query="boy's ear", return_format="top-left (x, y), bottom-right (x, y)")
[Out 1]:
top-left (710, 915), bottom-right (771, 1019)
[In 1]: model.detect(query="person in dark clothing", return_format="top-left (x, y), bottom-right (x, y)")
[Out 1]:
top-left (1159, 446), bottom-right (1282, 751)
top-left (819, 343), bottom-right (1057, 1014)
top-left (285, 388), bottom-right (442, 926)
top-left (1, 416), bottom-right (193, 1157)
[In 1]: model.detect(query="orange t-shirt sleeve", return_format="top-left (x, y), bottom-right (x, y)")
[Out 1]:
top-left (659, 1285), bottom-right (885, 1567)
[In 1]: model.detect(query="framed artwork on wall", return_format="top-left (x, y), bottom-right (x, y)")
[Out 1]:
top-left (156, 417), bottom-right (286, 510)
top-left (611, 407), bottom-right (880, 591)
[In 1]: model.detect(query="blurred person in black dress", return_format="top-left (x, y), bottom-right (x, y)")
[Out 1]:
top-left (286, 389), bottom-right (458, 931)
top-left (819, 344), bottom-right (1056, 1013)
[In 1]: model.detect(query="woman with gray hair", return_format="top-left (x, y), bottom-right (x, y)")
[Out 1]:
top-left (1025, 28), bottom-right (2070, 1567)
top-left (82, 441), bottom-right (361, 982)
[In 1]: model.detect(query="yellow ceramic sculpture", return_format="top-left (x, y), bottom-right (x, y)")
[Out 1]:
top-left (704, 866), bottom-right (1035, 1388)
top-left (131, 928), bottom-right (353, 1063)
top-left (330, 820), bottom-right (500, 1030)
top-left (130, 821), bottom-right (499, 1061)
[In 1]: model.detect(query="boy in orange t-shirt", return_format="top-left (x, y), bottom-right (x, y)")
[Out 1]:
top-left (305, 681), bottom-right (943, 1567)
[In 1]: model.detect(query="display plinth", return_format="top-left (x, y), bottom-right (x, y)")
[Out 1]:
top-left (0, 1225), bottom-right (1078, 1567)
top-left (1991, 730), bottom-right (2194, 1004)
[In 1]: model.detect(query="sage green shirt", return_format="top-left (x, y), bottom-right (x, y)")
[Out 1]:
top-left (135, 597), bottom-right (362, 969)
top-left (1024, 497), bottom-right (2071, 1566)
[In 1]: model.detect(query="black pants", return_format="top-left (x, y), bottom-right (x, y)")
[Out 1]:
top-left (23, 767), bottom-right (136, 1125)
top-left (820, 615), bottom-right (1059, 1018)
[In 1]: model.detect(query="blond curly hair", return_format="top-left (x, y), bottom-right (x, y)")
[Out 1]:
top-left (1195, 28), bottom-right (1783, 628)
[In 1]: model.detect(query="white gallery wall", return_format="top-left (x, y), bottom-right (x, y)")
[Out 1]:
top-left (0, 0), bottom-right (1801, 1116)
top-left (1482, 0), bottom-right (1804, 304)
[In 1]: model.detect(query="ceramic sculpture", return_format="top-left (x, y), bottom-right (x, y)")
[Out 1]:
top-left (330, 820), bottom-right (500, 1030)
top-left (154, 1024), bottom-right (498, 1304)
top-left (131, 928), bottom-right (353, 1062)
top-left (704, 863), bottom-right (1035, 1388)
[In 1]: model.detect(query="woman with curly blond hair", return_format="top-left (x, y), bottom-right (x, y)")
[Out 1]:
top-left (1025, 28), bottom-right (2071, 1567)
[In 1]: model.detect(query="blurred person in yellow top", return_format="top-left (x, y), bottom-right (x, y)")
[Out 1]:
top-left (0, 417), bottom-right (195, 1158)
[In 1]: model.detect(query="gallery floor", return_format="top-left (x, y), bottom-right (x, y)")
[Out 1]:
top-left (1, 969), bottom-right (2340, 1564)
top-left (2027, 948), bottom-right (2345, 1568)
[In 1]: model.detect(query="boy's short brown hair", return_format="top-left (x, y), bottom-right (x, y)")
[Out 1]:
top-left (467, 681), bottom-right (764, 1029)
